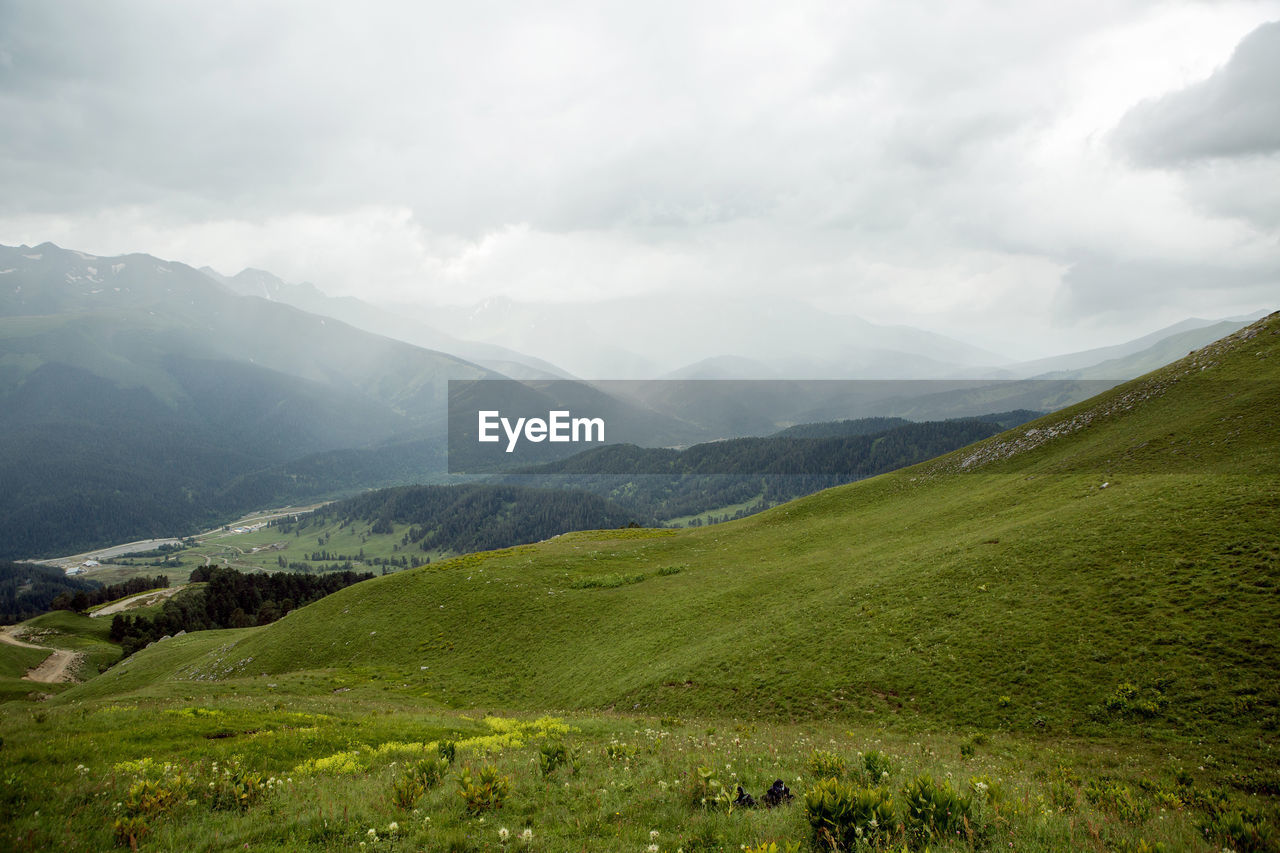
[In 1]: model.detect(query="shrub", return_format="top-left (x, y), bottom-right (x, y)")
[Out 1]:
top-left (1199, 809), bottom-right (1277, 853)
top-left (1102, 682), bottom-right (1168, 718)
top-left (862, 750), bottom-right (892, 782)
top-left (806, 749), bottom-right (847, 779)
top-left (570, 573), bottom-right (645, 589)
top-left (1048, 778), bottom-right (1077, 812)
top-left (458, 764), bottom-right (510, 814)
top-left (604, 741), bottom-right (638, 762)
top-left (804, 777), bottom-right (896, 850)
top-left (687, 765), bottom-right (730, 810)
top-left (125, 775), bottom-right (192, 817)
top-left (207, 759), bottom-right (264, 812)
top-left (539, 738), bottom-right (571, 776)
top-left (1084, 779), bottom-right (1150, 824)
top-left (902, 774), bottom-right (974, 844)
top-left (390, 772), bottom-right (424, 811)
top-left (438, 739), bottom-right (456, 764)
top-left (1113, 839), bottom-right (1167, 853)
top-left (391, 756), bottom-right (450, 810)
top-left (112, 815), bottom-right (150, 849)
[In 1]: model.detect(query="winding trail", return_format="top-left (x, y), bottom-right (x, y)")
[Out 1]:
top-left (90, 585), bottom-right (185, 617)
top-left (0, 626), bottom-right (83, 684)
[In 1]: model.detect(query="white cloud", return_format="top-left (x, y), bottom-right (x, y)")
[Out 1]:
top-left (1, 0), bottom-right (1278, 360)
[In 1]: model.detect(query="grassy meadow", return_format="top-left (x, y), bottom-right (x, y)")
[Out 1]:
top-left (0, 674), bottom-right (1253, 852)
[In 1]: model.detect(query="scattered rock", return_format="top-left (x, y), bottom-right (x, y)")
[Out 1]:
top-left (733, 785), bottom-right (757, 808)
top-left (763, 779), bottom-right (794, 808)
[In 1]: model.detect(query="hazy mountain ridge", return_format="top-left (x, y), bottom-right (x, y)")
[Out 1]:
top-left (0, 243), bottom-right (505, 557)
top-left (395, 294), bottom-right (1010, 379)
top-left (195, 256), bottom-right (1260, 385)
top-left (0, 240), bottom-right (1263, 559)
top-left (201, 265), bottom-right (575, 380)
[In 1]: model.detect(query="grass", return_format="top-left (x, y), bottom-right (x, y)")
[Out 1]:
top-left (666, 494), bottom-right (766, 528)
top-left (90, 518), bottom-right (451, 580)
top-left (1, 314), bottom-right (1278, 850)
top-left (0, 686), bottom-right (1246, 852)
top-left (0, 643), bottom-right (54, 703)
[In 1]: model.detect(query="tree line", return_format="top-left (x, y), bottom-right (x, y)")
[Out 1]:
top-left (0, 560), bottom-right (100, 623)
top-left (504, 418), bottom-right (1017, 521)
top-left (297, 484), bottom-right (646, 555)
top-left (51, 574), bottom-right (170, 614)
top-left (108, 565), bottom-right (373, 657)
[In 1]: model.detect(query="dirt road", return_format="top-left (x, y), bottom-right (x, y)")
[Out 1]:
top-left (91, 585), bottom-right (185, 617)
top-left (0, 626), bottom-right (83, 684)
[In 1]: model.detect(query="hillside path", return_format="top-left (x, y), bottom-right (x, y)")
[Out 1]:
top-left (0, 626), bottom-right (83, 683)
top-left (91, 585), bottom-right (185, 617)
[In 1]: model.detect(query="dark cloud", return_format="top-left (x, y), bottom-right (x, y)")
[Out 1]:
top-left (1113, 20), bottom-right (1280, 165)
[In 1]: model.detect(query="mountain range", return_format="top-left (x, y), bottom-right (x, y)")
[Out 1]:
top-left (0, 240), bottom-right (1264, 558)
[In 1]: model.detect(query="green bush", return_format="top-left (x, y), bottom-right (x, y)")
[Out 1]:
top-left (1047, 778), bottom-right (1077, 812)
top-left (391, 755), bottom-right (450, 809)
top-left (112, 815), bottom-right (150, 849)
top-left (902, 774), bottom-right (973, 844)
top-left (1084, 779), bottom-right (1150, 823)
top-left (570, 573), bottom-right (645, 589)
top-left (125, 775), bottom-right (192, 818)
top-left (804, 777), bottom-right (896, 850)
top-left (1199, 809), bottom-right (1277, 853)
top-left (207, 759), bottom-right (264, 812)
top-left (806, 749), bottom-right (847, 779)
top-left (539, 738), bottom-right (571, 776)
top-left (1113, 839), bottom-right (1167, 853)
top-left (687, 765), bottom-right (730, 810)
top-left (862, 750), bottom-right (892, 782)
top-left (1102, 682), bottom-right (1168, 718)
top-left (458, 764), bottom-right (510, 814)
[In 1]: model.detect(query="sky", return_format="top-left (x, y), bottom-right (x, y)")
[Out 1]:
top-left (1, 0), bottom-right (1278, 360)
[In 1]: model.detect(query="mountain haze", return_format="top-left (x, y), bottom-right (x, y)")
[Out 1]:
top-left (0, 243), bottom-right (500, 556)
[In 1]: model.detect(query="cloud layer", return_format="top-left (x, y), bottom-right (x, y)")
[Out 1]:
top-left (1, 1), bottom-right (1277, 359)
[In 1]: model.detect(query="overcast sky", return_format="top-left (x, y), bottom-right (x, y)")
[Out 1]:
top-left (2, 1), bottom-right (1278, 359)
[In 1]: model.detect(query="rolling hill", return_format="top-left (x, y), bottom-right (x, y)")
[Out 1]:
top-left (80, 313), bottom-right (1280, 742)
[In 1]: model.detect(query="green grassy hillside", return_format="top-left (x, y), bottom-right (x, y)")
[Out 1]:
top-left (79, 314), bottom-right (1280, 738)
